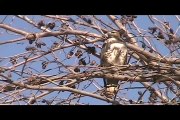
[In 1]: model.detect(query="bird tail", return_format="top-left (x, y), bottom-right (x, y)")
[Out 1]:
top-left (105, 85), bottom-right (118, 98)
top-left (103, 78), bottom-right (119, 98)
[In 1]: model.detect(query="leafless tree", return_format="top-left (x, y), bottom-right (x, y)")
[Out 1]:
top-left (0, 15), bottom-right (179, 105)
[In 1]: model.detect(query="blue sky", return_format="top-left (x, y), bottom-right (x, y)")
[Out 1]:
top-left (0, 15), bottom-right (178, 105)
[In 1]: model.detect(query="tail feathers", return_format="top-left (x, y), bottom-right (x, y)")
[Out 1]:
top-left (103, 78), bottom-right (119, 98)
top-left (104, 85), bottom-right (118, 98)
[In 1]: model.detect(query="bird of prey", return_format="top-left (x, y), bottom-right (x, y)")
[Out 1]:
top-left (100, 30), bottom-right (128, 98)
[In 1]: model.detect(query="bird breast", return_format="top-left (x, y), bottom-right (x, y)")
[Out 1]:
top-left (101, 42), bottom-right (127, 66)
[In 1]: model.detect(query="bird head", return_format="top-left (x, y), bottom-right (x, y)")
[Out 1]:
top-left (104, 30), bottom-right (123, 44)
top-left (107, 30), bottom-right (120, 39)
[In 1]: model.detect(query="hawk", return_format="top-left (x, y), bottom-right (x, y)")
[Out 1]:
top-left (100, 31), bottom-right (128, 98)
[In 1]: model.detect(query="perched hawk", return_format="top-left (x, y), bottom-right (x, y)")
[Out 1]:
top-left (101, 31), bottom-right (128, 98)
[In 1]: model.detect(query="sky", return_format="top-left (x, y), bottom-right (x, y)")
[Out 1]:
top-left (0, 15), bottom-right (179, 105)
